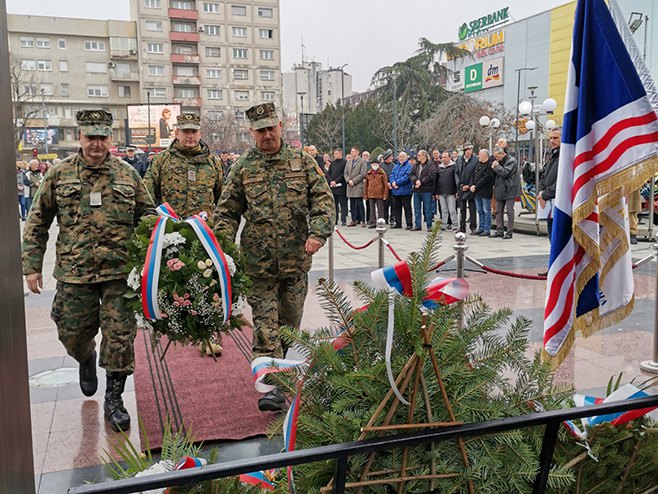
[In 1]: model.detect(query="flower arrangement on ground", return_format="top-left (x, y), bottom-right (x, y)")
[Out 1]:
top-left (125, 210), bottom-right (251, 347)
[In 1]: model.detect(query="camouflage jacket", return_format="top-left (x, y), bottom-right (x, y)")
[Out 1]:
top-left (143, 140), bottom-right (223, 219)
top-left (22, 151), bottom-right (155, 283)
top-left (213, 141), bottom-right (334, 278)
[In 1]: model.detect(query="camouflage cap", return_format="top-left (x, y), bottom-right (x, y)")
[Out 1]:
top-left (246, 102), bottom-right (279, 130)
top-left (76, 110), bottom-right (113, 136)
top-left (176, 113), bottom-right (201, 130)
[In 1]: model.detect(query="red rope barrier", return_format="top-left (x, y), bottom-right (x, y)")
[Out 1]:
top-left (384, 241), bottom-right (403, 261)
top-left (334, 228), bottom-right (377, 250)
top-left (479, 264), bottom-right (547, 280)
top-left (428, 256), bottom-right (454, 272)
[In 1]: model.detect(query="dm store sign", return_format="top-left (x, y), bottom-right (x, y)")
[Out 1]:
top-left (464, 57), bottom-right (504, 93)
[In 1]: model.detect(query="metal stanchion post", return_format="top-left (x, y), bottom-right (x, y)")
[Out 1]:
top-left (376, 217), bottom-right (387, 269)
top-left (328, 226), bottom-right (335, 281)
top-left (640, 243), bottom-right (658, 374)
top-left (454, 232), bottom-right (468, 331)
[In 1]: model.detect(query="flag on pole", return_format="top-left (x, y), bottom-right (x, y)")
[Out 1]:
top-left (543, 0), bottom-right (658, 363)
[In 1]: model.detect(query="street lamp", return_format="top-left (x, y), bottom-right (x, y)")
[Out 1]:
top-left (514, 67), bottom-right (537, 158)
top-left (479, 115), bottom-right (501, 153)
top-left (146, 90), bottom-right (152, 153)
top-left (391, 72), bottom-right (400, 155)
top-left (40, 88), bottom-right (48, 154)
top-left (297, 91), bottom-right (306, 148)
top-left (337, 63), bottom-right (348, 156)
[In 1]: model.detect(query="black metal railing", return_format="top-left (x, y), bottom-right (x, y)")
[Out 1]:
top-left (68, 395), bottom-right (658, 494)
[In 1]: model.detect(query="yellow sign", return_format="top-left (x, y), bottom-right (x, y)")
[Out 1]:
top-left (450, 29), bottom-right (505, 60)
top-left (37, 153), bottom-right (58, 160)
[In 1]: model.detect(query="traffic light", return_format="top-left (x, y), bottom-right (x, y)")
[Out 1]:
top-left (33, 147), bottom-right (38, 157)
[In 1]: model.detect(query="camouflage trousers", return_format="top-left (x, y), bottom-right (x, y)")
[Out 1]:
top-left (248, 272), bottom-right (308, 359)
top-left (51, 279), bottom-right (136, 374)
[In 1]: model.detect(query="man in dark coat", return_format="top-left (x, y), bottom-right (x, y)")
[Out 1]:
top-left (537, 128), bottom-right (561, 239)
top-left (491, 146), bottom-right (521, 239)
top-left (326, 148), bottom-right (348, 226)
top-left (380, 149), bottom-right (395, 224)
top-left (455, 141), bottom-right (478, 234)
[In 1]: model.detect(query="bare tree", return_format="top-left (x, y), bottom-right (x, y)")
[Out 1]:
top-left (10, 55), bottom-right (49, 151)
top-left (419, 93), bottom-right (513, 151)
top-left (305, 104), bottom-right (342, 152)
top-left (200, 112), bottom-right (244, 153)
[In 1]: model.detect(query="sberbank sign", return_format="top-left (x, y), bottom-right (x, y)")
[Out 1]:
top-left (458, 7), bottom-right (509, 40)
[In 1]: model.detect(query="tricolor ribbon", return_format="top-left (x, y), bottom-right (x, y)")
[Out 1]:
top-left (141, 203), bottom-right (232, 323)
top-left (283, 390), bottom-right (302, 493)
top-left (238, 470), bottom-right (276, 490)
top-left (562, 384), bottom-right (657, 440)
top-left (371, 261), bottom-right (469, 406)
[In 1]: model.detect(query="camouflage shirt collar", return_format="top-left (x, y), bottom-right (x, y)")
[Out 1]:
top-left (170, 139), bottom-right (210, 160)
top-left (253, 139), bottom-right (288, 161)
top-left (76, 149), bottom-right (112, 170)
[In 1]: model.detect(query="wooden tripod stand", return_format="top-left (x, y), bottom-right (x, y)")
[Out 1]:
top-left (321, 315), bottom-right (475, 493)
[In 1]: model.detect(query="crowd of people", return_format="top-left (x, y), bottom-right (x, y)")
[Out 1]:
top-left (314, 133), bottom-right (562, 239)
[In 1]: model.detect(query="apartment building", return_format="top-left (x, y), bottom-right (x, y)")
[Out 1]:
top-left (282, 61), bottom-right (352, 117)
top-left (132, 0), bottom-right (281, 127)
top-left (8, 15), bottom-right (141, 156)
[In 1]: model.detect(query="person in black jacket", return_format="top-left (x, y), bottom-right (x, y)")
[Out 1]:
top-left (538, 128), bottom-right (561, 239)
top-left (123, 147), bottom-right (147, 178)
top-left (455, 141), bottom-right (478, 234)
top-left (470, 149), bottom-right (495, 236)
top-left (409, 150), bottom-right (436, 230)
top-left (326, 148), bottom-right (348, 226)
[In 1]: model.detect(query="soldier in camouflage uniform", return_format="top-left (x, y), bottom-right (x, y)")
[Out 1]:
top-left (143, 112), bottom-right (225, 356)
top-left (22, 110), bottom-right (155, 431)
top-left (214, 102), bottom-right (334, 412)
top-left (143, 113), bottom-right (223, 220)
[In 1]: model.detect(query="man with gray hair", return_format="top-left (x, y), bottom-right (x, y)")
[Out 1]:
top-left (491, 146), bottom-right (521, 239)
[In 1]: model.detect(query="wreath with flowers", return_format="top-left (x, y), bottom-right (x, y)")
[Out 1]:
top-left (125, 207), bottom-right (251, 347)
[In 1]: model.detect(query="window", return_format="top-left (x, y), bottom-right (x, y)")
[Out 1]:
top-left (84, 40), bottom-right (106, 51)
top-left (235, 90), bottom-right (249, 101)
top-left (88, 85), bottom-right (109, 97)
top-left (110, 37), bottom-right (137, 53)
top-left (257, 7), bottom-right (273, 18)
top-left (171, 0), bottom-right (193, 8)
top-left (235, 110), bottom-right (246, 120)
top-left (175, 87), bottom-right (197, 98)
top-left (65, 129), bottom-right (74, 141)
top-left (148, 65), bottom-right (165, 76)
top-left (207, 110), bottom-right (223, 119)
top-left (261, 91), bottom-right (275, 101)
top-left (174, 65), bottom-right (195, 76)
top-left (21, 60), bottom-right (36, 71)
top-left (205, 46), bottom-right (221, 57)
top-left (37, 60), bottom-right (52, 71)
top-left (59, 60), bottom-right (68, 72)
top-left (233, 69), bottom-right (248, 80)
top-left (172, 21), bottom-right (195, 32)
top-left (207, 89), bottom-right (222, 99)
top-left (36, 38), bottom-right (51, 48)
top-left (232, 26), bottom-right (247, 37)
top-left (64, 107), bottom-right (72, 119)
top-left (115, 62), bottom-right (131, 75)
top-left (173, 44), bottom-right (196, 54)
top-left (203, 2), bottom-right (219, 12)
top-left (144, 0), bottom-right (160, 7)
top-left (147, 42), bottom-right (164, 54)
top-left (145, 20), bottom-right (162, 31)
top-left (259, 49), bottom-right (274, 60)
top-left (23, 84), bottom-right (38, 96)
top-left (58, 39), bottom-right (66, 49)
top-left (40, 84), bottom-right (54, 96)
top-left (231, 4), bottom-right (247, 15)
top-left (233, 48), bottom-right (248, 59)
top-left (85, 62), bottom-right (107, 73)
top-left (150, 87), bottom-right (166, 97)
top-left (19, 37), bottom-right (34, 48)
top-left (61, 84), bottom-right (70, 96)
top-left (205, 25), bottom-right (220, 35)
top-left (260, 69), bottom-right (274, 81)
top-left (259, 28), bottom-right (273, 39)
top-left (206, 68), bottom-right (221, 79)
top-left (118, 86), bottom-right (132, 98)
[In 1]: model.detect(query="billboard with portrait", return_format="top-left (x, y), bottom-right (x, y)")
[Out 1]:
top-left (127, 103), bottom-right (182, 148)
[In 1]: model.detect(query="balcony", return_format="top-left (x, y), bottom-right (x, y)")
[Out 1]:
top-left (170, 31), bottom-right (199, 43)
top-left (110, 70), bottom-right (140, 82)
top-left (173, 97), bottom-right (202, 107)
top-left (168, 8), bottom-right (198, 20)
top-left (172, 76), bottom-right (201, 86)
top-left (171, 53), bottom-right (200, 64)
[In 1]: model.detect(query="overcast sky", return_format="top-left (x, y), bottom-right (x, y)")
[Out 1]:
top-left (6, 0), bottom-right (573, 92)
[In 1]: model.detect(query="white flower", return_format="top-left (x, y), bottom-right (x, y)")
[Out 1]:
top-left (225, 254), bottom-right (237, 276)
top-left (127, 267), bottom-right (141, 291)
top-left (134, 312), bottom-right (153, 330)
top-left (203, 268), bottom-right (213, 278)
top-left (197, 260), bottom-right (207, 270)
top-left (162, 232), bottom-right (186, 250)
top-left (205, 258), bottom-right (213, 267)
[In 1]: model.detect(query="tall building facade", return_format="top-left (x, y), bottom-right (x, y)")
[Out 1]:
top-left (131, 0), bottom-right (281, 129)
top-left (282, 61), bottom-right (352, 117)
top-left (8, 14), bottom-right (141, 157)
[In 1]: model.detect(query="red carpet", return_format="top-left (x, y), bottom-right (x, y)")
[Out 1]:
top-left (133, 327), bottom-right (276, 450)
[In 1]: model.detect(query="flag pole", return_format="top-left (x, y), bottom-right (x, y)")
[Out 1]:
top-left (640, 243), bottom-right (658, 374)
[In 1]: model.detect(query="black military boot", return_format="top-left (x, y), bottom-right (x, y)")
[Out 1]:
top-left (79, 351), bottom-right (98, 397)
top-left (258, 386), bottom-right (287, 413)
top-left (104, 372), bottom-right (131, 431)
